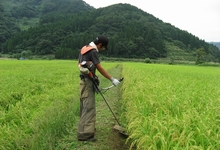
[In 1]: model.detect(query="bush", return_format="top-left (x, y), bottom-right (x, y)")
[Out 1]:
top-left (144, 58), bottom-right (151, 63)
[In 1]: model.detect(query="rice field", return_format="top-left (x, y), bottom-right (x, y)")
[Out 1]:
top-left (1, 60), bottom-right (220, 149)
top-left (0, 60), bottom-right (118, 150)
top-left (0, 60), bottom-right (80, 149)
top-left (121, 62), bottom-right (220, 149)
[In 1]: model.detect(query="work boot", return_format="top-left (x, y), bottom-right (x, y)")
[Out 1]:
top-left (78, 137), bottom-right (97, 142)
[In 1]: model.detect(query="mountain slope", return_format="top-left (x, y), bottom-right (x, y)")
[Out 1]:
top-left (1, 1), bottom-right (220, 62)
top-left (210, 42), bottom-right (220, 50)
top-left (0, 0), bottom-right (94, 50)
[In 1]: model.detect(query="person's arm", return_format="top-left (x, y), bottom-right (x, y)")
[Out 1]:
top-left (96, 63), bottom-right (112, 80)
top-left (96, 63), bottom-right (120, 86)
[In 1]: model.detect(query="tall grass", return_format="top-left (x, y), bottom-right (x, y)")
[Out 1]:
top-left (121, 63), bottom-right (220, 149)
top-left (0, 60), bottom-right (80, 149)
top-left (2, 60), bottom-right (220, 149)
top-left (0, 60), bottom-right (119, 150)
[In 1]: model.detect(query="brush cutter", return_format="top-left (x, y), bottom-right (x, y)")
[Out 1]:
top-left (100, 78), bottom-right (123, 94)
top-left (93, 77), bottom-right (129, 138)
top-left (79, 61), bottom-right (129, 137)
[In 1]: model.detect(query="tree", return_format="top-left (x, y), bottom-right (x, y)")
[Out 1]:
top-left (21, 50), bottom-right (32, 59)
top-left (196, 48), bottom-right (206, 64)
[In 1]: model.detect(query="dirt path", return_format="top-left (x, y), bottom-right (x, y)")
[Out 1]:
top-left (75, 65), bottom-right (131, 150)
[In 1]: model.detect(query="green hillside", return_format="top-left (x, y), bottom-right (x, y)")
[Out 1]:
top-left (0, 0), bottom-right (94, 49)
top-left (0, 0), bottom-right (220, 63)
top-left (210, 42), bottom-right (220, 50)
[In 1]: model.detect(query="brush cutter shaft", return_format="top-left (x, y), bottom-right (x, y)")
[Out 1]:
top-left (101, 85), bottom-right (114, 90)
top-left (101, 77), bottom-right (124, 93)
top-left (91, 77), bottom-right (123, 126)
top-left (90, 76), bottom-right (129, 137)
top-left (99, 91), bottom-right (121, 126)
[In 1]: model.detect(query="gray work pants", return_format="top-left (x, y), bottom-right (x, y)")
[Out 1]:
top-left (77, 78), bottom-right (96, 140)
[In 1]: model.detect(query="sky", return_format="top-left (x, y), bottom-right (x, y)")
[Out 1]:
top-left (83, 0), bottom-right (220, 42)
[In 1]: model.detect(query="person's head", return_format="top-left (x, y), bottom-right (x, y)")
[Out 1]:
top-left (93, 35), bottom-right (108, 51)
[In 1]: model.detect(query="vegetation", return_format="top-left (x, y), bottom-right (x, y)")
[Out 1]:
top-left (0, 60), bottom-right (129, 150)
top-left (196, 48), bottom-right (207, 64)
top-left (1, 60), bottom-right (220, 149)
top-left (121, 63), bottom-right (220, 149)
top-left (0, 0), bottom-right (94, 52)
top-left (210, 42), bottom-right (220, 50)
top-left (0, 60), bottom-right (79, 149)
top-left (0, 0), bottom-right (219, 62)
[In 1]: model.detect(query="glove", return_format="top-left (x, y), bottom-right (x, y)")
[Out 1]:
top-left (79, 66), bottom-right (89, 74)
top-left (111, 77), bottom-right (120, 86)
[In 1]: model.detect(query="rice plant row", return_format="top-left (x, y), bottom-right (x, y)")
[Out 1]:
top-left (0, 60), bottom-right (118, 150)
top-left (121, 63), bottom-right (220, 150)
top-left (0, 60), bottom-right (81, 149)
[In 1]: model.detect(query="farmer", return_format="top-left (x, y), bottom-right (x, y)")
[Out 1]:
top-left (77, 35), bottom-right (120, 142)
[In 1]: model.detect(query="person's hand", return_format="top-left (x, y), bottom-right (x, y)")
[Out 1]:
top-left (111, 77), bottom-right (120, 86)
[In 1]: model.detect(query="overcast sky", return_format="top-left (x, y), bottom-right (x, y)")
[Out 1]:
top-left (83, 0), bottom-right (220, 42)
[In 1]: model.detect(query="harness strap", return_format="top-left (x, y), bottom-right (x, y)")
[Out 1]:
top-left (78, 45), bottom-right (95, 66)
top-left (81, 46), bottom-right (95, 55)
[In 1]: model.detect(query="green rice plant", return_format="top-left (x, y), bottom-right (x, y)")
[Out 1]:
top-left (0, 60), bottom-right (80, 149)
top-left (121, 63), bottom-right (220, 149)
top-left (0, 60), bottom-right (120, 150)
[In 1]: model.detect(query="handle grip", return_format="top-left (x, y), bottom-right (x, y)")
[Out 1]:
top-left (119, 77), bottom-right (124, 82)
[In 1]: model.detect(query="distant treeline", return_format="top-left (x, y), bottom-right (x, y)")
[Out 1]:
top-left (0, 1), bottom-right (220, 61)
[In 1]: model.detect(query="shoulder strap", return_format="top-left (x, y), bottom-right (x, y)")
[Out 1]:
top-left (78, 45), bottom-right (95, 66)
top-left (81, 45), bottom-right (95, 55)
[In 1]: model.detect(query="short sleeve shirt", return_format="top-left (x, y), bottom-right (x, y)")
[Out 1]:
top-left (79, 49), bottom-right (100, 65)
top-left (78, 49), bottom-right (100, 75)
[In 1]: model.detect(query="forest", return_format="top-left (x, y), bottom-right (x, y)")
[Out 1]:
top-left (0, 0), bottom-right (220, 62)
